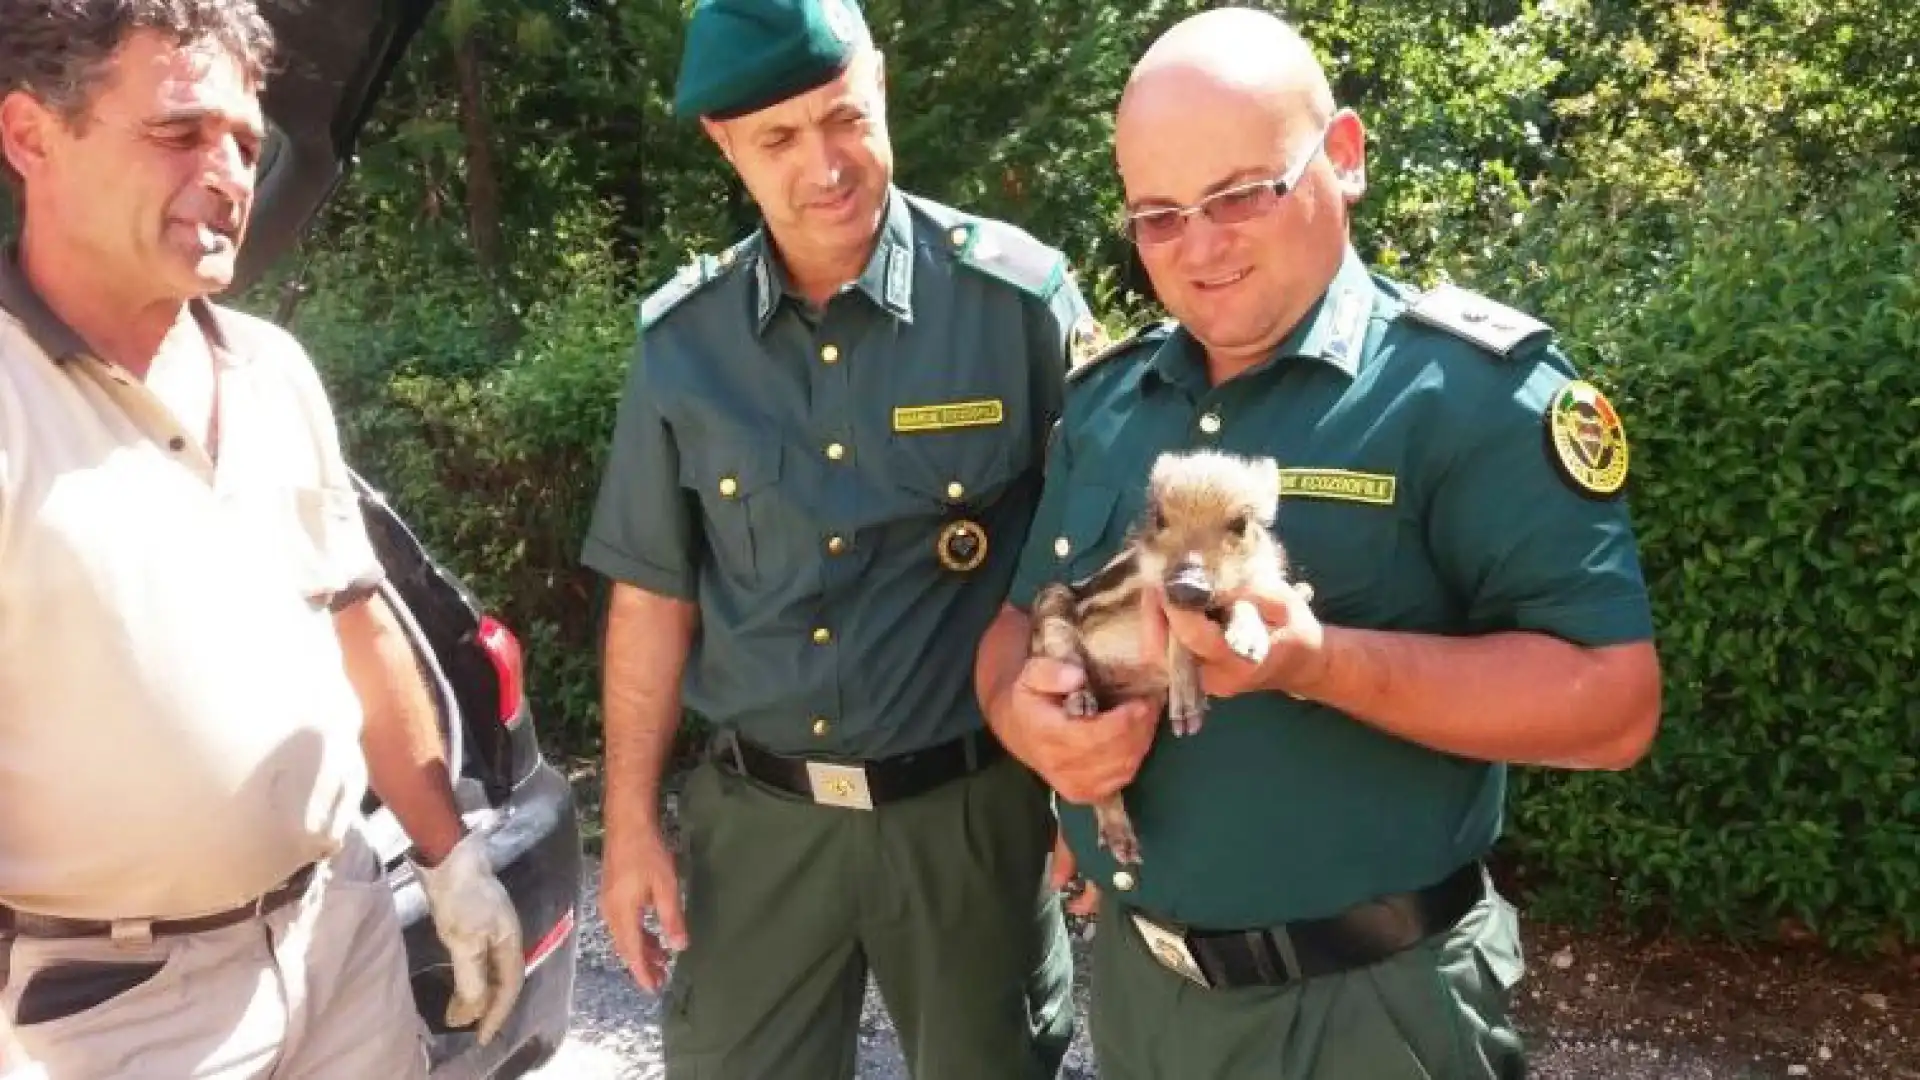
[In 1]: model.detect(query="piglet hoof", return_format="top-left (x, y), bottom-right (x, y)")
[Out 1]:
top-left (1168, 695), bottom-right (1207, 737)
top-left (1224, 618), bottom-right (1270, 665)
top-left (1065, 688), bottom-right (1099, 719)
top-left (1099, 821), bottom-right (1142, 867)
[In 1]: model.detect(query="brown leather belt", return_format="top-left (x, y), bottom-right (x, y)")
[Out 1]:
top-left (0, 862), bottom-right (319, 942)
top-left (1126, 860), bottom-right (1487, 990)
top-left (716, 728), bottom-right (1005, 810)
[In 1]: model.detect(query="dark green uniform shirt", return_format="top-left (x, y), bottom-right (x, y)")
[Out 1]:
top-left (1008, 246), bottom-right (1654, 929)
top-left (584, 186), bottom-right (1093, 759)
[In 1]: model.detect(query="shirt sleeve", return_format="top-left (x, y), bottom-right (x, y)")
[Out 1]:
top-left (1425, 348), bottom-right (1656, 647)
top-left (579, 335), bottom-right (701, 600)
top-left (279, 330), bottom-right (387, 610)
top-left (1006, 409), bottom-right (1076, 613)
top-left (1025, 270), bottom-right (1091, 448)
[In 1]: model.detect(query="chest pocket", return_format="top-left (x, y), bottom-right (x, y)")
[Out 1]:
top-left (881, 383), bottom-right (1030, 516)
top-left (678, 437), bottom-right (783, 588)
top-left (1055, 483), bottom-right (1127, 586)
top-left (1269, 467), bottom-right (1405, 624)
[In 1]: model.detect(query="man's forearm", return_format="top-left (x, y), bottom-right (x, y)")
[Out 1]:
top-left (1288, 627), bottom-right (1661, 770)
top-left (601, 584), bottom-right (697, 834)
top-left (338, 593), bottom-right (466, 866)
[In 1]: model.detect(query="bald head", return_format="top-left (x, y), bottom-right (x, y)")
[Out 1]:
top-left (1119, 8), bottom-right (1334, 142)
top-left (1112, 7), bottom-right (1366, 379)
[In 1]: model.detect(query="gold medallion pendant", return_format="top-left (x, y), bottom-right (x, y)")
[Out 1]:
top-left (937, 519), bottom-right (989, 572)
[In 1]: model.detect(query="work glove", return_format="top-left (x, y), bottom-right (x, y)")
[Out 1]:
top-left (412, 829), bottom-right (525, 1045)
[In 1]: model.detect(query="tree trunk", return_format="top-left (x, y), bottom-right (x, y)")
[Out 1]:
top-left (452, 29), bottom-right (506, 290)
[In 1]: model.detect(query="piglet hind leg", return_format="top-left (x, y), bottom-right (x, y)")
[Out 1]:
top-left (1094, 795), bottom-right (1143, 866)
top-left (1167, 637), bottom-right (1206, 737)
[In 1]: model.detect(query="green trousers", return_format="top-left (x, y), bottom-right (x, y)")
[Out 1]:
top-left (1090, 870), bottom-right (1528, 1080)
top-left (661, 748), bottom-right (1076, 1080)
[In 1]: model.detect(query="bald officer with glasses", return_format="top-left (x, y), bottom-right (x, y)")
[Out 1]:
top-left (973, 9), bottom-right (1662, 1079)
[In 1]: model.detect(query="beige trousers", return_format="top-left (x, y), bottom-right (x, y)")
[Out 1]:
top-left (1, 829), bottom-right (430, 1079)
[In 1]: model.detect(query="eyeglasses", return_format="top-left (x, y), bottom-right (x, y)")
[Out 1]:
top-left (1118, 124), bottom-right (1330, 246)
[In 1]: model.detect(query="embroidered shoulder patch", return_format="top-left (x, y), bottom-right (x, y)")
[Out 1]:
top-left (1544, 379), bottom-right (1630, 499)
top-left (1404, 282), bottom-right (1550, 358)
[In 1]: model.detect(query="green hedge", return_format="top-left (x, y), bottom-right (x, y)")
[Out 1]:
top-left (242, 0), bottom-right (1919, 956)
top-left (1466, 158), bottom-right (1920, 956)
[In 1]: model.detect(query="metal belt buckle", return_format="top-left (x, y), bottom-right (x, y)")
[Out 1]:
top-left (1129, 911), bottom-right (1211, 989)
top-left (804, 761), bottom-right (875, 810)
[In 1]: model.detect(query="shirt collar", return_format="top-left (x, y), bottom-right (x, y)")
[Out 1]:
top-left (0, 244), bottom-right (90, 363)
top-left (0, 243), bottom-right (236, 365)
top-left (1137, 244), bottom-right (1377, 395)
top-left (752, 185), bottom-right (916, 333)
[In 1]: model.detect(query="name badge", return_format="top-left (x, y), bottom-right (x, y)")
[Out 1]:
top-left (1277, 467), bottom-right (1397, 507)
top-left (893, 399), bottom-right (1005, 433)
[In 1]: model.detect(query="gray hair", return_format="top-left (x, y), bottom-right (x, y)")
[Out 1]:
top-left (0, 1), bottom-right (277, 190)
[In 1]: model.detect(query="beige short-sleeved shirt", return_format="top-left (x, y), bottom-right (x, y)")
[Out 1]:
top-left (0, 253), bottom-right (385, 922)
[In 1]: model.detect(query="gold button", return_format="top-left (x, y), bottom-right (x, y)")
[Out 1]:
top-left (826, 535), bottom-right (847, 556)
top-left (717, 249), bottom-right (735, 267)
top-left (945, 481), bottom-right (964, 501)
top-left (950, 226), bottom-right (969, 247)
top-left (826, 442), bottom-right (846, 461)
top-left (719, 476), bottom-right (739, 497)
top-left (811, 716), bottom-right (830, 737)
top-left (1053, 536), bottom-right (1070, 559)
top-left (812, 627), bottom-right (832, 645)
top-left (1112, 870), bottom-right (1136, 892)
top-left (821, 344), bottom-right (840, 364)
top-left (1198, 412), bottom-right (1222, 434)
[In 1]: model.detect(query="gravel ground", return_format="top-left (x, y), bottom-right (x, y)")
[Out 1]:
top-left (522, 858), bottom-right (1850, 1080)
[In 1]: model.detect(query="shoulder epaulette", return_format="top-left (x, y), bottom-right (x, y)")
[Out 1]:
top-left (1067, 318), bottom-right (1172, 384)
top-left (638, 238), bottom-right (752, 332)
top-left (1401, 282), bottom-right (1551, 359)
top-left (904, 194), bottom-right (1067, 301)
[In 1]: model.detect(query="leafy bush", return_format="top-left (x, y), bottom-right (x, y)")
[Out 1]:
top-left (249, 203), bottom-right (637, 754)
top-left (1454, 154), bottom-right (1920, 957)
top-left (246, 0), bottom-right (1919, 955)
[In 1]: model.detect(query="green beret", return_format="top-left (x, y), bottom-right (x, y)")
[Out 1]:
top-left (674, 0), bottom-right (870, 120)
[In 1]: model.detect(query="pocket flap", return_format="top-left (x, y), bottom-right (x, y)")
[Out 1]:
top-left (681, 437), bottom-right (783, 501)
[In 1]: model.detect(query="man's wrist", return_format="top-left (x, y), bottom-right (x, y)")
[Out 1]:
top-left (1265, 625), bottom-right (1348, 701)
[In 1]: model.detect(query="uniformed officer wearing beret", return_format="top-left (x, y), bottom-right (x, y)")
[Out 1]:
top-left (579, 0), bottom-right (1099, 1076)
top-left (975, 9), bottom-right (1664, 1078)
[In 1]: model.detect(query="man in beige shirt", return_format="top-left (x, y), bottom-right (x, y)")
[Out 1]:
top-left (0, 2), bottom-right (525, 1077)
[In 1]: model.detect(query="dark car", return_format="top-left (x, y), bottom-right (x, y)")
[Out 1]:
top-left (235, 2), bottom-right (584, 1076)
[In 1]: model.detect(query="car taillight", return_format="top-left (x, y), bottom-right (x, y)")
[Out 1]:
top-left (476, 615), bottom-right (524, 727)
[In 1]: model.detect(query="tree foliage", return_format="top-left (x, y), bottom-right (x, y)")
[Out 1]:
top-left (185, 0), bottom-right (1920, 955)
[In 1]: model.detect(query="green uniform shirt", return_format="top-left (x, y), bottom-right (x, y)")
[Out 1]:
top-left (584, 186), bottom-right (1094, 759)
top-left (1008, 246), bottom-right (1654, 929)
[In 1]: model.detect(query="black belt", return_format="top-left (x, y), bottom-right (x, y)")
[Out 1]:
top-left (1126, 860), bottom-right (1487, 990)
top-left (716, 728), bottom-right (1005, 809)
top-left (0, 862), bottom-right (319, 943)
